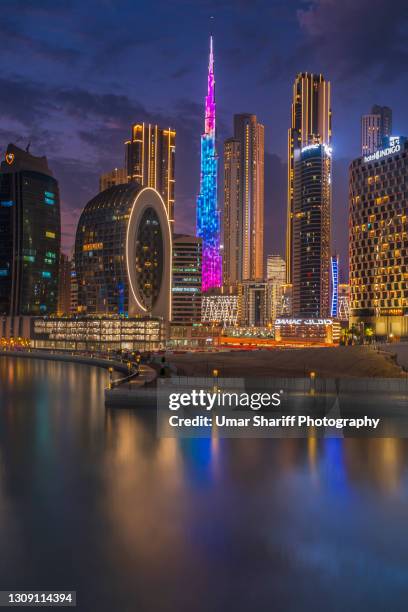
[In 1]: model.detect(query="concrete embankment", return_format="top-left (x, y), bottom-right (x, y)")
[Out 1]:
top-left (104, 365), bottom-right (157, 407)
top-left (381, 343), bottom-right (408, 372)
top-left (105, 386), bottom-right (157, 408)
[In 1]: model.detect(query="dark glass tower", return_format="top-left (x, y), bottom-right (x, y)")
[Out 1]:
top-left (0, 144), bottom-right (61, 316)
top-left (75, 183), bottom-right (139, 315)
top-left (292, 144), bottom-right (331, 318)
top-left (286, 73), bottom-right (332, 284)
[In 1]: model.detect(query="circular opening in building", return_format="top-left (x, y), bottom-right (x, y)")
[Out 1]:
top-left (133, 207), bottom-right (164, 310)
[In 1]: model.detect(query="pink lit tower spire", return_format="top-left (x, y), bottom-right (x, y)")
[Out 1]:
top-left (196, 35), bottom-right (222, 292)
top-left (205, 36), bottom-right (216, 136)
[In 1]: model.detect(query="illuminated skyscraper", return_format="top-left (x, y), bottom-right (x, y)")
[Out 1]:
top-left (223, 115), bottom-right (264, 285)
top-left (267, 255), bottom-right (286, 322)
top-left (330, 254), bottom-right (339, 318)
top-left (0, 144), bottom-right (61, 316)
top-left (292, 144), bottom-right (331, 318)
top-left (223, 138), bottom-right (240, 286)
top-left (196, 36), bottom-right (222, 292)
top-left (361, 105), bottom-right (392, 156)
top-left (75, 184), bottom-right (172, 320)
top-left (172, 234), bottom-right (202, 325)
top-left (349, 137), bottom-right (408, 338)
top-left (125, 123), bottom-right (175, 227)
top-left (286, 73), bottom-right (331, 284)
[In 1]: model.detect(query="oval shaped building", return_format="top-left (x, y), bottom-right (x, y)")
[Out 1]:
top-left (75, 183), bottom-right (171, 320)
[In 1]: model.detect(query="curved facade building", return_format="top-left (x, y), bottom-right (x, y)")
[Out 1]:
top-left (75, 183), bottom-right (171, 319)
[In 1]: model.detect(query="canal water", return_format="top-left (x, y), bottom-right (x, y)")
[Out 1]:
top-left (0, 357), bottom-right (408, 611)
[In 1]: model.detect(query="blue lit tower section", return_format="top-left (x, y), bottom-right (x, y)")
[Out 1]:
top-left (196, 36), bottom-right (222, 291)
top-left (331, 254), bottom-right (339, 318)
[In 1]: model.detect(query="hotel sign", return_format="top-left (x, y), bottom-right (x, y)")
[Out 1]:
top-left (363, 136), bottom-right (401, 163)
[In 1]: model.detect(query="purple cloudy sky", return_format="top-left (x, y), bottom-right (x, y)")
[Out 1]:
top-left (1, 0), bottom-right (408, 280)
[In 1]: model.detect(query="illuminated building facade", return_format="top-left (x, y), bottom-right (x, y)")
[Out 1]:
top-left (172, 234), bottom-right (202, 324)
top-left (267, 254), bottom-right (286, 282)
top-left (196, 36), bottom-right (222, 291)
top-left (0, 144), bottom-right (61, 316)
top-left (201, 294), bottom-right (239, 326)
top-left (223, 115), bottom-right (264, 284)
top-left (361, 105), bottom-right (392, 156)
top-left (267, 255), bottom-right (286, 322)
top-left (330, 254), bottom-right (339, 318)
top-left (125, 123), bottom-right (175, 227)
top-left (274, 317), bottom-right (340, 344)
top-left (286, 73), bottom-right (331, 284)
top-left (30, 316), bottom-right (165, 351)
top-left (338, 283), bottom-right (350, 322)
top-left (223, 138), bottom-right (240, 286)
top-left (75, 183), bottom-right (171, 320)
top-left (99, 167), bottom-right (127, 192)
top-left (292, 144), bottom-right (331, 318)
top-left (349, 137), bottom-right (408, 338)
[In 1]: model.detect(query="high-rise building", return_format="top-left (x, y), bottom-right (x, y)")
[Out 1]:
top-left (338, 283), bottom-right (350, 322)
top-left (0, 144), bottom-right (61, 316)
top-left (240, 280), bottom-right (269, 327)
top-left (286, 73), bottom-right (331, 284)
top-left (266, 255), bottom-right (286, 322)
top-left (125, 123), bottom-right (175, 227)
top-left (292, 143), bottom-right (332, 318)
top-left (361, 105), bottom-right (392, 156)
top-left (57, 253), bottom-right (71, 316)
top-left (349, 136), bottom-right (408, 338)
top-left (196, 36), bottom-right (222, 292)
top-left (75, 183), bottom-right (172, 320)
top-left (330, 254), bottom-right (339, 318)
top-left (172, 234), bottom-right (202, 325)
top-left (223, 115), bottom-right (264, 285)
top-left (223, 138), bottom-right (240, 286)
top-left (99, 167), bottom-right (127, 192)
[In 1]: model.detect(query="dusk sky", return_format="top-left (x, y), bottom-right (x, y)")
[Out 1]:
top-left (1, 0), bottom-right (408, 279)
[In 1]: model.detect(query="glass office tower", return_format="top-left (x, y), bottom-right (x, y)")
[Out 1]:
top-left (0, 144), bottom-right (61, 316)
top-left (292, 144), bottom-right (332, 318)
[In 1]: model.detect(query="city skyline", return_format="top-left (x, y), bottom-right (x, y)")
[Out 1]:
top-left (0, 0), bottom-right (407, 276)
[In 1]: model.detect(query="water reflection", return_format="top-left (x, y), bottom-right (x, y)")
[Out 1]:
top-left (1, 357), bottom-right (408, 611)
